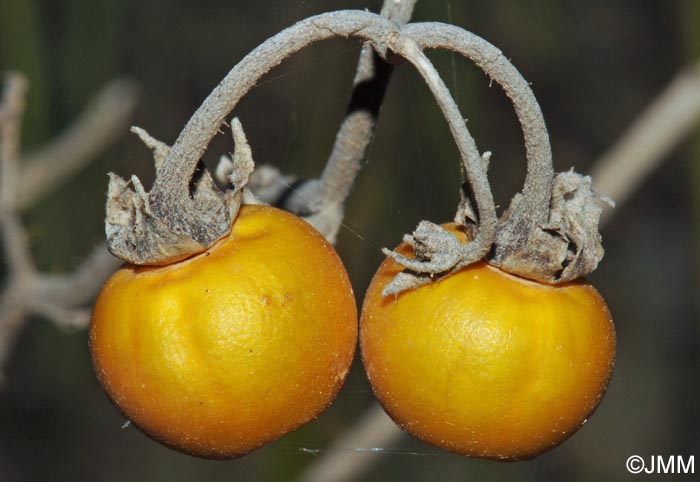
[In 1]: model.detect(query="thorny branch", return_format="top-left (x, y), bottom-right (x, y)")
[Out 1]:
top-left (0, 73), bottom-right (137, 381)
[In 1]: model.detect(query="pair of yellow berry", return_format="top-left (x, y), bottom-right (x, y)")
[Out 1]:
top-left (90, 204), bottom-right (615, 460)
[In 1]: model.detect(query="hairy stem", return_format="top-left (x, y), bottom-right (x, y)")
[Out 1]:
top-left (403, 22), bottom-right (554, 253)
top-left (389, 34), bottom-right (497, 261)
top-left (316, 0), bottom-right (418, 207)
top-left (149, 11), bottom-right (399, 241)
top-left (299, 0), bottom-right (417, 241)
top-left (295, 57), bottom-right (700, 479)
top-left (145, 10), bottom-right (496, 260)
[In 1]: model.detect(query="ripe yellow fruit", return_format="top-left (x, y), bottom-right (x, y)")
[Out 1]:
top-left (90, 205), bottom-right (357, 458)
top-left (361, 224), bottom-right (615, 460)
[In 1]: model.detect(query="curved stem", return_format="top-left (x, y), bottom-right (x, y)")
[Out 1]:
top-left (147, 10), bottom-right (496, 261)
top-left (277, 0), bottom-right (418, 243)
top-left (149, 11), bottom-right (400, 238)
top-left (317, 0), bottom-right (418, 208)
top-left (388, 35), bottom-right (497, 259)
top-left (403, 22), bottom-right (554, 249)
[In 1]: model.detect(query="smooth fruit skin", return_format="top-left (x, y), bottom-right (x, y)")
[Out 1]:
top-left (90, 205), bottom-right (357, 458)
top-left (360, 224), bottom-right (615, 460)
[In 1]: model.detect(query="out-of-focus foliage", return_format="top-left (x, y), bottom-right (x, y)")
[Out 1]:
top-left (0, 1), bottom-right (697, 481)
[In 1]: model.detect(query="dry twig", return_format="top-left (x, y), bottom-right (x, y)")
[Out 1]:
top-left (282, 0), bottom-right (418, 243)
top-left (18, 79), bottom-right (138, 209)
top-left (592, 60), bottom-right (700, 221)
top-left (0, 72), bottom-right (137, 381)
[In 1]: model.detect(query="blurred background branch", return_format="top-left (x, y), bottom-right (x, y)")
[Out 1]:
top-left (0, 72), bottom-right (137, 381)
top-left (593, 60), bottom-right (700, 221)
top-left (18, 79), bottom-right (139, 209)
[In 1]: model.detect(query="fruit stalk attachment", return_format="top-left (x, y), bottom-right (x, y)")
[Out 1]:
top-left (382, 23), bottom-right (613, 294)
top-left (103, 11), bottom-right (495, 267)
top-left (106, 119), bottom-right (254, 265)
top-left (260, 0), bottom-right (418, 244)
top-left (104, 10), bottom-right (610, 284)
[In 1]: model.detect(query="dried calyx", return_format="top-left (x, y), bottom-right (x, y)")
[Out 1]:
top-left (384, 172), bottom-right (613, 296)
top-left (380, 23), bottom-right (613, 295)
top-left (489, 170), bottom-right (613, 283)
top-left (102, 10), bottom-right (611, 284)
top-left (104, 11), bottom-right (496, 267)
top-left (104, 11), bottom-right (412, 265)
top-left (106, 119), bottom-right (253, 265)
